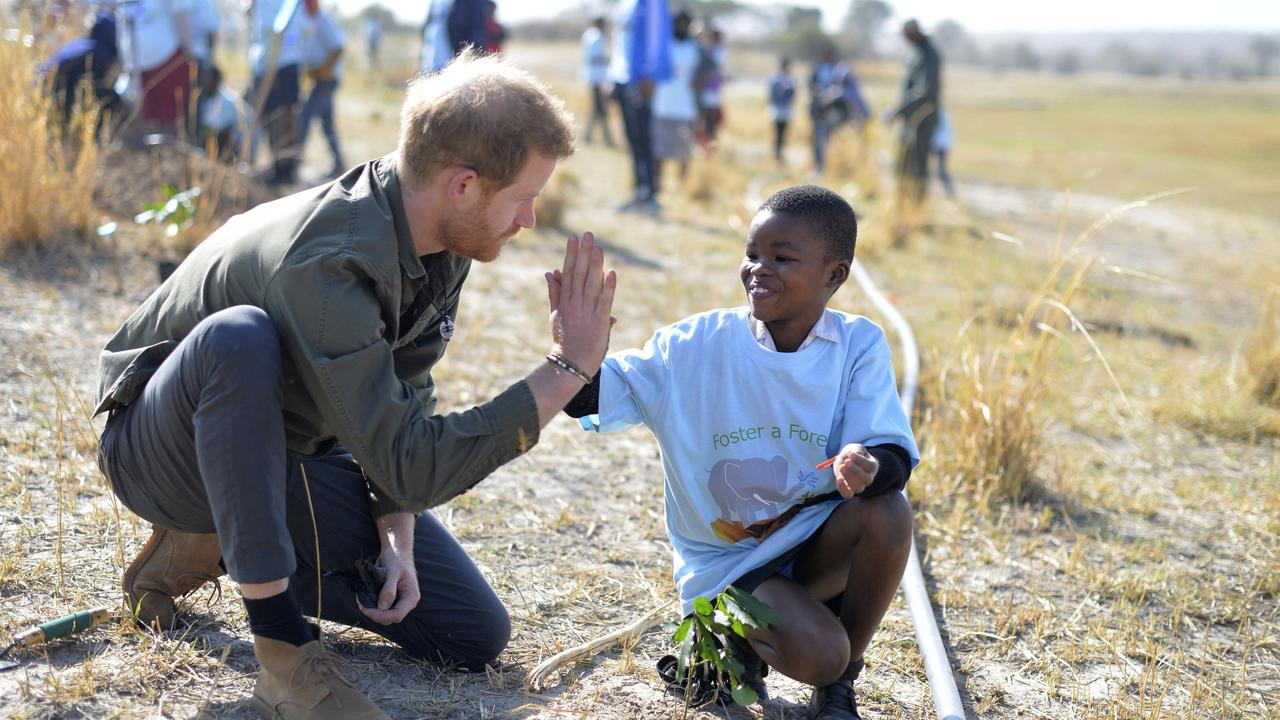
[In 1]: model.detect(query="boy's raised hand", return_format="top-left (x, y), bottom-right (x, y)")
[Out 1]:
top-left (833, 443), bottom-right (879, 498)
top-left (544, 232), bottom-right (617, 377)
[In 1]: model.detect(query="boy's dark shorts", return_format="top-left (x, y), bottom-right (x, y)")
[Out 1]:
top-left (729, 499), bottom-right (846, 615)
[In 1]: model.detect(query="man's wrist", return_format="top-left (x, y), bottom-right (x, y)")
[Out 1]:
top-left (376, 512), bottom-right (415, 553)
top-left (546, 353), bottom-right (592, 384)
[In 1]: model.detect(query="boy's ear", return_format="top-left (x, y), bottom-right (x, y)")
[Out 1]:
top-left (827, 259), bottom-right (851, 290)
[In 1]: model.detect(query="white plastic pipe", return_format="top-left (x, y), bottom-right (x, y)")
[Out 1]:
top-left (849, 260), bottom-right (966, 720)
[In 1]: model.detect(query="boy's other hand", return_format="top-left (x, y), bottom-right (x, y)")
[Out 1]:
top-left (833, 443), bottom-right (879, 498)
top-left (545, 232), bottom-right (617, 376)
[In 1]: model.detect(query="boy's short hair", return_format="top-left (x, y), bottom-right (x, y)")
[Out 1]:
top-left (396, 48), bottom-right (575, 191)
top-left (759, 185), bottom-right (857, 262)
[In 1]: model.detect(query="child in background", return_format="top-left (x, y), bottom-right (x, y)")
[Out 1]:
top-left (768, 57), bottom-right (797, 165)
top-left (199, 66), bottom-right (245, 162)
top-left (565, 185), bottom-right (918, 719)
top-left (696, 26), bottom-right (726, 149)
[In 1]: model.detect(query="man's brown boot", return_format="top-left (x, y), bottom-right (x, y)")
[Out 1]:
top-left (122, 525), bottom-right (224, 630)
top-left (251, 635), bottom-right (389, 719)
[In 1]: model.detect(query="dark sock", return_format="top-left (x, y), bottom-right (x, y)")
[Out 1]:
top-left (840, 657), bottom-right (864, 684)
top-left (243, 589), bottom-right (314, 647)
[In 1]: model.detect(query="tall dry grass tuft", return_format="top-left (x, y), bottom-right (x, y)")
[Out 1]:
top-left (915, 192), bottom-right (1152, 512)
top-left (537, 167), bottom-right (578, 230)
top-left (1245, 285), bottom-right (1280, 408)
top-left (0, 31), bottom-right (101, 254)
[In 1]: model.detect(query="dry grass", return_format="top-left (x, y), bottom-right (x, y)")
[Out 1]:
top-left (0, 28), bottom-right (102, 255)
top-left (1246, 285), bottom-right (1280, 408)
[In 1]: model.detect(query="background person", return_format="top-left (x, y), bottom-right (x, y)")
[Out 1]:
top-left (608, 0), bottom-right (674, 214)
top-left (581, 16), bottom-right (614, 147)
top-left (119, 0), bottom-right (196, 134)
top-left (931, 107), bottom-right (955, 198)
top-left (768, 56), bottom-right (797, 165)
top-left (248, 0), bottom-right (306, 185)
top-left (809, 46), bottom-right (870, 175)
top-left (298, 0), bottom-right (347, 179)
top-left (650, 10), bottom-right (701, 208)
top-left (43, 8), bottom-right (120, 134)
top-left (886, 19), bottom-right (942, 205)
top-left (420, 0), bottom-right (454, 73)
top-left (198, 65), bottom-right (245, 162)
top-left (695, 25), bottom-right (726, 150)
top-left (484, 1), bottom-right (507, 54)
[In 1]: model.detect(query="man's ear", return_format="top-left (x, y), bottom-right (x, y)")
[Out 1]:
top-left (828, 259), bottom-right (851, 290)
top-left (445, 167), bottom-right (480, 204)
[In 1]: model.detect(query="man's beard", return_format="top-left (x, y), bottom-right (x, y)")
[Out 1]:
top-left (436, 205), bottom-right (510, 262)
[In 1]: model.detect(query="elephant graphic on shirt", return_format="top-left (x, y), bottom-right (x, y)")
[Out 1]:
top-left (707, 455), bottom-right (802, 543)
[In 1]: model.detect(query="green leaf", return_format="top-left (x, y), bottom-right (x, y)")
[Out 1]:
top-left (675, 628), bottom-right (695, 682)
top-left (719, 651), bottom-right (745, 678)
top-left (695, 629), bottom-right (718, 664)
top-left (730, 682), bottom-right (758, 707)
top-left (693, 596), bottom-right (714, 617)
top-left (672, 617), bottom-right (693, 644)
top-left (726, 585), bottom-right (780, 627)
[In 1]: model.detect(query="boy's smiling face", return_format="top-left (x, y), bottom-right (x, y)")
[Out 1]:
top-left (740, 209), bottom-right (850, 352)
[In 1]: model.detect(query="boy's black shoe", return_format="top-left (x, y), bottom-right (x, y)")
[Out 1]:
top-left (724, 632), bottom-right (769, 703)
top-left (808, 658), bottom-right (864, 719)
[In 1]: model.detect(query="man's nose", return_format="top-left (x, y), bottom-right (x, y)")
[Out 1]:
top-left (518, 201), bottom-right (536, 229)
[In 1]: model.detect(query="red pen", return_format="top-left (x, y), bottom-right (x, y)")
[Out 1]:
top-left (815, 457), bottom-right (836, 471)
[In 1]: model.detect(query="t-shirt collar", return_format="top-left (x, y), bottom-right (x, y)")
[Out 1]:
top-left (748, 309), bottom-right (839, 352)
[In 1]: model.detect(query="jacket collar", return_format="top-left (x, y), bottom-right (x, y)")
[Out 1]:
top-left (375, 154), bottom-right (426, 281)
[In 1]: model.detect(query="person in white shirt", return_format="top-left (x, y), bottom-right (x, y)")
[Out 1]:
top-left (650, 11), bottom-right (699, 198)
top-left (119, 0), bottom-right (196, 130)
top-left (581, 17), bottom-right (614, 146)
top-left (299, 2), bottom-right (346, 178)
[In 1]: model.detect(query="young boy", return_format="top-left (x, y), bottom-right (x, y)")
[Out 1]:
top-left (564, 185), bottom-right (918, 719)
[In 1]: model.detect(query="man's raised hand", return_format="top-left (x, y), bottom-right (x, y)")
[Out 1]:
top-left (544, 232), bottom-right (616, 377)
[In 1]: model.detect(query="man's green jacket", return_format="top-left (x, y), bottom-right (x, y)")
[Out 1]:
top-left (95, 156), bottom-right (541, 516)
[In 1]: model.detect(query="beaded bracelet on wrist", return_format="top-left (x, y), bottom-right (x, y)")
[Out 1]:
top-left (546, 353), bottom-right (592, 384)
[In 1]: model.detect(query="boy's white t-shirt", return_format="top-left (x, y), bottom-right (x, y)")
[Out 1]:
top-left (582, 307), bottom-right (919, 615)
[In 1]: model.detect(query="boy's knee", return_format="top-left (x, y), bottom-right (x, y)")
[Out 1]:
top-left (864, 491), bottom-right (913, 550)
top-left (801, 625), bottom-right (851, 687)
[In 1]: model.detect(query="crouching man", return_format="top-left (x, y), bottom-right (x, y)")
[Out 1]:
top-left (94, 50), bottom-right (615, 719)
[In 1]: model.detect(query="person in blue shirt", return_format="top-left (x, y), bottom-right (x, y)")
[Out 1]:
top-left (767, 57), bottom-right (797, 165)
top-left (607, 0), bottom-right (674, 215)
top-left (809, 46), bottom-right (871, 175)
top-left (564, 185), bottom-right (917, 719)
top-left (43, 9), bottom-right (120, 134)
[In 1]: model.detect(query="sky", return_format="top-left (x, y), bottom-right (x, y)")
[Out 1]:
top-left (337, 0), bottom-right (1280, 34)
